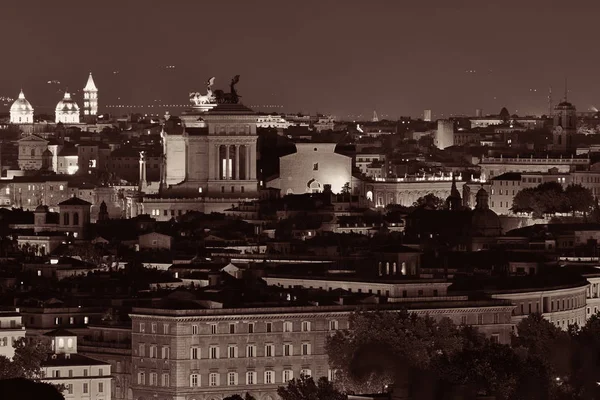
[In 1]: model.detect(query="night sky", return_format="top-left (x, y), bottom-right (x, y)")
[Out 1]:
top-left (2, 0), bottom-right (599, 119)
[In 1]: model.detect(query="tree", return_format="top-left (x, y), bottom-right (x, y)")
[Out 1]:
top-left (512, 182), bottom-right (569, 218)
top-left (0, 338), bottom-right (50, 380)
top-left (223, 393), bottom-right (257, 400)
top-left (277, 375), bottom-right (346, 400)
top-left (0, 378), bottom-right (64, 400)
top-left (413, 194), bottom-right (446, 210)
top-left (565, 184), bottom-right (595, 216)
top-left (326, 310), bottom-right (464, 394)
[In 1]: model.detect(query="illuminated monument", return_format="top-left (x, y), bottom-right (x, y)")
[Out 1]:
top-left (132, 76), bottom-right (259, 219)
top-left (10, 90), bottom-right (34, 124)
top-left (82, 72), bottom-right (98, 118)
top-left (55, 91), bottom-right (80, 124)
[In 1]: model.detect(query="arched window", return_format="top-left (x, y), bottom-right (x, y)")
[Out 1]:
top-left (401, 262), bottom-right (407, 276)
top-left (378, 261), bottom-right (382, 276)
top-left (58, 338), bottom-right (65, 348)
top-left (67, 338), bottom-right (73, 348)
top-left (73, 212), bottom-right (79, 226)
top-left (366, 190), bottom-right (373, 201)
top-left (63, 213), bottom-right (70, 225)
top-left (385, 262), bottom-right (390, 275)
top-left (392, 262), bottom-right (397, 275)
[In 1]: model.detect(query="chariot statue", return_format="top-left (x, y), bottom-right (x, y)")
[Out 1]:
top-left (189, 77), bottom-right (217, 106)
top-left (214, 75), bottom-right (241, 104)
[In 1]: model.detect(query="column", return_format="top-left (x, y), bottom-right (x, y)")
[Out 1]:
top-left (235, 145), bottom-right (240, 180)
top-left (225, 145), bottom-right (230, 180)
top-left (214, 145), bottom-right (220, 180)
top-left (252, 143), bottom-right (257, 180)
top-left (246, 145), bottom-right (251, 181)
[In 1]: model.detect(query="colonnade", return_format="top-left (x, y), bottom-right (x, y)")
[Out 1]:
top-left (214, 143), bottom-right (256, 181)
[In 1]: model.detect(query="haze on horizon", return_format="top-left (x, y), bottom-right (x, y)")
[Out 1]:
top-left (1, 0), bottom-right (599, 120)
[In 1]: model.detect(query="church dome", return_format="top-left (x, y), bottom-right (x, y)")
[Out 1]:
top-left (35, 204), bottom-right (49, 213)
top-left (10, 90), bottom-right (33, 113)
top-left (56, 92), bottom-right (80, 113)
top-left (471, 187), bottom-right (502, 237)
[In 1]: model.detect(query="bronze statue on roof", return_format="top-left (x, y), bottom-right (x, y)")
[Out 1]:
top-left (214, 75), bottom-right (241, 104)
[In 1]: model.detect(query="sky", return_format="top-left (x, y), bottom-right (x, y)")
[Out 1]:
top-left (1, 0), bottom-right (599, 120)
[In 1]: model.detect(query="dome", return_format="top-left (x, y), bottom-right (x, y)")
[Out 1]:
top-left (10, 90), bottom-right (33, 113)
top-left (556, 101), bottom-right (575, 110)
top-left (56, 92), bottom-right (80, 113)
top-left (35, 204), bottom-right (49, 213)
top-left (471, 187), bottom-right (502, 237)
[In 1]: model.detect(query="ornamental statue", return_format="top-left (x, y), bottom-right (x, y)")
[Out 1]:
top-left (214, 75), bottom-right (241, 104)
top-left (189, 77), bottom-right (217, 106)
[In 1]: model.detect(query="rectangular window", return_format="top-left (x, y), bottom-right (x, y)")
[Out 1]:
top-left (494, 313), bottom-right (500, 324)
top-left (66, 384), bottom-right (73, 395)
top-left (246, 344), bottom-right (256, 358)
top-left (491, 334), bottom-right (500, 344)
top-left (150, 372), bottom-right (158, 386)
top-left (210, 324), bottom-right (217, 334)
top-left (461, 315), bottom-right (467, 325)
top-left (283, 321), bottom-right (293, 332)
top-left (99, 382), bottom-right (104, 393)
top-left (265, 370), bottom-right (274, 384)
top-left (283, 369), bottom-right (293, 382)
top-left (478, 315), bottom-right (483, 325)
top-left (161, 346), bottom-right (170, 359)
top-left (83, 383), bottom-right (89, 394)
top-left (228, 345), bottom-right (238, 358)
top-left (149, 345), bottom-right (157, 358)
top-left (228, 372), bottom-right (238, 386)
top-left (138, 343), bottom-right (145, 357)
top-left (246, 371), bottom-right (256, 385)
top-left (209, 346), bottom-right (219, 359)
top-left (302, 342), bottom-right (311, 355)
top-left (329, 320), bottom-right (338, 330)
top-left (248, 323), bottom-right (254, 333)
top-left (209, 372), bottom-right (219, 386)
top-left (301, 321), bottom-right (311, 332)
top-left (266, 322), bottom-right (272, 333)
top-left (229, 323), bottom-right (236, 334)
top-left (163, 323), bottom-right (169, 335)
top-left (191, 347), bottom-right (200, 360)
top-left (190, 374), bottom-right (199, 387)
top-left (283, 343), bottom-right (293, 356)
top-left (162, 373), bottom-right (170, 387)
top-left (139, 323), bottom-right (145, 333)
top-left (265, 343), bottom-right (274, 357)
top-left (151, 323), bottom-right (157, 333)
top-left (313, 163), bottom-right (319, 171)
top-left (192, 325), bottom-right (199, 335)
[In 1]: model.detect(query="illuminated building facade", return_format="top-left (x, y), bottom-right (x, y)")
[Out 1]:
top-left (83, 72), bottom-right (98, 118)
top-left (56, 92), bottom-right (81, 124)
top-left (267, 143), bottom-right (352, 195)
top-left (10, 90), bottom-right (34, 124)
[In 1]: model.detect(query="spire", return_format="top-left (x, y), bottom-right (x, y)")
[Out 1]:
top-left (84, 72), bottom-right (98, 91)
top-left (18, 89), bottom-right (25, 99)
top-left (64, 91), bottom-right (71, 100)
top-left (372, 111), bottom-right (379, 122)
top-left (564, 76), bottom-right (568, 102)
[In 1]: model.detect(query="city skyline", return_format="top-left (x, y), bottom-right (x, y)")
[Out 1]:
top-left (2, 0), bottom-right (600, 119)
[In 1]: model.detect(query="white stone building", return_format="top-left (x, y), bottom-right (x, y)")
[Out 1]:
top-left (10, 90), bottom-right (34, 124)
top-left (56, 92), bottom-right (81, 124)
top-left (41, 329), bottom-right (112, 400)
top-left (0, 308), bottom-right (25, 359)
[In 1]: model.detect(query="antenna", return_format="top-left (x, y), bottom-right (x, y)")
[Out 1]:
top-left (564, 76), bottom-right (568, 102)
top-left (372, 111), bottom-right (379, 122)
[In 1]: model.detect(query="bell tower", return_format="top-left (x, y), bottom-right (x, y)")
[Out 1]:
top-left (83, 72), bottom-right (98, 120)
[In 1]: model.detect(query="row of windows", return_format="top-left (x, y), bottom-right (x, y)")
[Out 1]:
top-left (186, 342), bottom-right (312, 359)
top-left (50, 368), bottom-right (105, 378)
top-left (186, 369), bottom-right (313, 387)
top-left (139, 320), bottom-right (339, 335)
top-left (138, 344), bottom-right (170, 359)
top-left (64, 382), bottom-right (102, 395)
